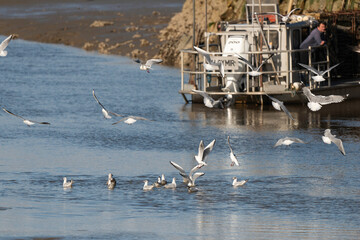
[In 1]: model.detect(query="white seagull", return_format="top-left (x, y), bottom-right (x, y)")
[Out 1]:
top-left (227, 136), bottom-right (239, 166)
top-left (107, 173), bottom-right (116, 189)
top-left (192, 89), bottom-right (225, 109)
top-left (232, 177), bottom-right (248, 187)
top-left (298, 62), bottom-right (341, 82)
top-left (263, 8), bottom-right (301, 22)
top-left (274, 137), bottom-right (305, 147)
top-left (143, 180), bottom-right (155, 191)
top-left (154, 176), bottom-right (162, 188)
top-left (134, 58), bottom-right (163, 73)
top-left (266, 95), bottom-right (294, 120)
top-left (235, 53), bottom-right (274, 77)
top-left (92, 90), bottom-right (122, 119)
top-left (160, 174), bottom-right (167, 186)
top-left (164, 177), bottom-right (177, 189)
top-left (322, 129), bottom-right (346, 155)
top-left (302, 87), bottom-right (349, 111)
top-left (194, 139), bottom-right (216, 167)
top-left (63, 177), bottom-right (73, 188)
top-left (0, 35), bottom-right (12, 57)
top-left (169, 161), bottom-right (204, 187)
top-left (2, 107), bottom-right (50, 126)
top-left (112, 115), bottom-right (151, 125)
top-left (194, 46), bottom-right (225, 77)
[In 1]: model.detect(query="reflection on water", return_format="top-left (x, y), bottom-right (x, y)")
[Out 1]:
top-left (0, 38), bottom-right (360, 239)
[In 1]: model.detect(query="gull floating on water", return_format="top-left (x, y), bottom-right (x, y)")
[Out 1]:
top-left (112, 115), bottom-right (151, 125)
top-left (2, 107), bottom-right (50, 126)
top-left (274, 137), bottom-right (305, 147)
top-left (260, 8), bottom-right (301, 22)
top-left (302, 87), bottom-right (349, 111)
top-left (63, 177), bottom-right (73, 188)
top-left (322, 129), bottom-right (346, 155)
top-left (194, 46), bottom-right (225, 77)
top-left (227, 136), bottom-right (239, 166)
top-left (134, 59), bottom-right (163, 73)
top-left (232, 177), bottom-right (248, 187)
top-left (92, 89), bottom-right (122, 119)
top-left (107, 173), bottom-right (116, 189)
top-left (160, 174), bottom-right (167, 186)
top-left (298, 62), bottom-right (341, 82)
top-left (169, 161), bottom-right (204, 187)
top-left (164, 177), bottom-right (177, 189)
top-left (266, 95), bottom-right (294, 120)
top-left (0, 35), bottom-right (12, 57)
top-left (195, 139), bottom-right (216, 167)
top-left (143, 180), bottom-right (155, 191)
top-left (235, 53), bottom-right (274, 77)
top-left (154, 176), bottom-right (162, 188)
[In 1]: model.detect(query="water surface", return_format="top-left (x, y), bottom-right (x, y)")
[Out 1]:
top-left (0, 38), bottom-right (359, 239)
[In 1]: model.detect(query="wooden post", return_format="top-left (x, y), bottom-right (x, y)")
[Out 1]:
top-left (287, 0), bottom-right (294, 14)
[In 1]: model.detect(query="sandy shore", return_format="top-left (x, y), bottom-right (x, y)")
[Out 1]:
top-left (0, 0), bottom-right (184, 61)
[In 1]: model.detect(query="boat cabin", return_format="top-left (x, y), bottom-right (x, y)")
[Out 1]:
top-left (180, 0), bottom-right (332, 104)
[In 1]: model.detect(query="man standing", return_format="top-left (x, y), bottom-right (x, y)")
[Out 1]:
top-left (300, 21), bottom-right (327, 49)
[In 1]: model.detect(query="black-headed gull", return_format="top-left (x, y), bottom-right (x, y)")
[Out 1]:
top-left (232, 177), bottom-right (248, 187)
top-left (169, 161), bottom-right (203, 187)
top-left (266, 95), bottom-right (294, 120)
top-left (112, 115), bottom-right (151, 125)
top-left (164, 177), bottom-right (177, 189)
top-left (134, 59), bottom-right (163, 73)
top-left (322, 129), bottom-right (345, 155)
top-left (0, 35), bottom-right (12, 57)
top-left (2, 107), bottom-right (50, 126)
top-left (143, 180), bottom-right (155, 191)
top-left (192, 89), bottom-right (224, 109)
top-left (274, 137), bottom-right (305, 147)
top-left (302, 87), bottom-right (348, 111)
top-left (262, 8), bottom-right (300, 22)
top-left (63, 177), bottom-right (73, 188)
top-left (236, 53), bottom-right (274, 77)
top-left (298, 62), bottom-right (341, 82)
top-left (107, 173), bottom-right (116, 189)
top-left (227, 136), bottom-right (239, 166)
top-left (194, 46), bottom-right (225, 77)
top-left (92, 90), bottom-right (122, 119)
top-left (195, 139), bottom-right (216, 167)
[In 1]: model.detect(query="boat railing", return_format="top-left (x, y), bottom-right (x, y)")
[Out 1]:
top-left (180, 45), bottom-right (330, 94)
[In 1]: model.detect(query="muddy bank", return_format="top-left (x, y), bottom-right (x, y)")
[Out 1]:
top-left (0, 0), bottom-right (184, 61)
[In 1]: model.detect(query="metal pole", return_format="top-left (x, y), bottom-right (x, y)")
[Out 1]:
top-left (205, 0), bottom-right (207, 33)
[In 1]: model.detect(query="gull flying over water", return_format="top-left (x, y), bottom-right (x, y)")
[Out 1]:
top-left (134, 58), bottom-right (163, 73)
top-left (232, 177), bottom-right (248, 187)
top-left (0, 35), bottom-right (12, 57)
top-left (322, 129), bottom-right (346, 155)
top-left (92, 90), bottom-right (122, 119)
top-left (262, 8), bottom-right (301, 22)
top-left (63, 177), bottom-right (73, 188)
top-left (112, 115), bottom-right (151, 125)
top-left (227, 136), bottom-right (239, 166)
top-left (235, 53), bottom-right (274, 77)
top-left (274, 137), bottom-right (305, 147)
top-left (302, 87), bottom-right (349, 111)
top-left (169, 161), bottom-right (204, 187)
top-left (266, 95), bottom-right (294, 120)
top-left (194, 46), bottom-right (225, 77)
top-left (107, 173), bottom-right (116, 189)
top-left (2, 107), bottom-right (50, 126)
top-left (192, 89), bottom-right (224, 109)
top-left (298, 63), bottom-right (341, 82)
top-left (195, 139), bottom-right (216, 167)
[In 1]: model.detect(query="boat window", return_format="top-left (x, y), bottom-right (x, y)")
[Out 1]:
top-left (265, 30), bottom-right (279, 50)
top-left (301, 27), bottom-right (310, 42)
top-left (292, 29), bottom-right (300, 49)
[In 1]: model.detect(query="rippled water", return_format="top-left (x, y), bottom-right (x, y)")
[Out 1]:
top-left (0, 38), bottom-right (360, 239)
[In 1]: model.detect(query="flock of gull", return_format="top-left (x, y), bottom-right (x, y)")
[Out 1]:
top-left (0, 30), bottom-right (348, 191)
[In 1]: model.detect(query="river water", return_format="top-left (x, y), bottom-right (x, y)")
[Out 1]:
top-left (0, 38), bottom-right (359, 239)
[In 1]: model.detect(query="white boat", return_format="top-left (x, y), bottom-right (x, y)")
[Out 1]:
top-left (179, 0), bottom-right (360, 104)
